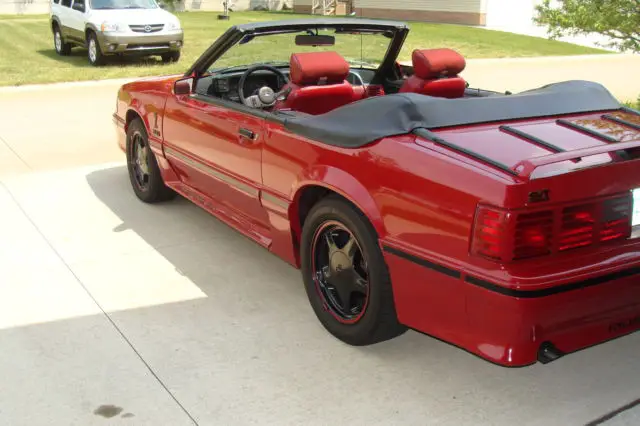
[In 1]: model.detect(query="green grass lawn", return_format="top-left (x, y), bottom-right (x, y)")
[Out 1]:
top-left (624, 97), bottom-right (640, 109)
top-left (0, 11), bottom-right (609, 87)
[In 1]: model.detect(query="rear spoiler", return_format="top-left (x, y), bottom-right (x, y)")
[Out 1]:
top-left (415, 106), bottom-right (640, 180)
top-left (513, 139), bottom-right (640, 179)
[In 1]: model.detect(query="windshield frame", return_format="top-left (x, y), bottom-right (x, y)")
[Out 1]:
top-left (207, 30), bottom-right (390, 75)
top-left (185, 18), bottom-right (409, 81)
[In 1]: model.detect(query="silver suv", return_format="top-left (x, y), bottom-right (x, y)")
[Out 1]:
top-left (50, 0), bottom-right (184, 66)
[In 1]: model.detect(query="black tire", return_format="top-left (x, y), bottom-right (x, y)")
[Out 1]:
top-left (87, 31), bottom-right (105, 66)
top-left (126, 118), bottom-right (176, 203)
top-left (53, 24), bottom-right (72, 56)
top-left (301, 196), bottom-right (407, 345)
top-left (161, 51), bottom-right (181, 63)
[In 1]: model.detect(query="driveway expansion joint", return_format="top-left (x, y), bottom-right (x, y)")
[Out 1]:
top-left (0, 134), bottom-right (30, 170)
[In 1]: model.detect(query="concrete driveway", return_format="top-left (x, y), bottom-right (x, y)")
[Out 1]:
top-left (0, 81), bottom-right (639, 426)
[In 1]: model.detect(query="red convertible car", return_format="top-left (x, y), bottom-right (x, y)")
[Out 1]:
top-left (113, 18), bottom-right (640, 367)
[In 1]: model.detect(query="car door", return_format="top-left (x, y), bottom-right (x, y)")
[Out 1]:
top-left (67, 0), bottom-right (87, 42)
top-left (162, 88), bottom-right (271, 238)
top-left (55, 0), bottom-right (74, 39)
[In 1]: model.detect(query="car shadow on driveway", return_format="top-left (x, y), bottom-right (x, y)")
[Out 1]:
top-left (83, 165), bottom-right (640, 426)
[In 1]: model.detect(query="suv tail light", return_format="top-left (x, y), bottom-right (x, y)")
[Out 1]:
top-left (471, 193), bottom-right (632, 262)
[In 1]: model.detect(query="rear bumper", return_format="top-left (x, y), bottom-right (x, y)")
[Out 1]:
top-left (97, 30), bottom-right (183, 55)
top-left (384, 244), bottom-right (640, 367)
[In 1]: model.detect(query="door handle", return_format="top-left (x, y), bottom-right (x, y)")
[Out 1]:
top-left (238, 128), bottom-right (257, 141)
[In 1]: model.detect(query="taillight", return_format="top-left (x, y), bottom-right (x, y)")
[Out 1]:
top-left (471, 194), bottom-right (632, 262)
top-left (471, 206), bottom-right (507, 260)
top-left (601, 196), bottom-right (632, 241)
top-left (559, 204), bottom-right (596, 251)
top-left (513, 211), bottom-right (553, 259)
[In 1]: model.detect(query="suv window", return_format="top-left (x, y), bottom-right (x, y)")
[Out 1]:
top-left (53, 0), bottom-right (60, 4)
top-left (61, 0), bottom-right (71, 6)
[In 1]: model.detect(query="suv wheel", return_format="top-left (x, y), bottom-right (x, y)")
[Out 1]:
top-left (87, 32), bottom-right (105, 66)
top-left (53, 25), bottom-right (71, 56)
top-left (161, 51), bottom-right (181, 64)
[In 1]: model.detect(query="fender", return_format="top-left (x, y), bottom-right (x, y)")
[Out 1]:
top-left (127, 97), bottom-right (166, 154)
top-left (50, 16), bottom-right (62, 30)
top-left (290, 164), bottom-right (386, 240)
top-left (84, 23), bottom-right (99, 36)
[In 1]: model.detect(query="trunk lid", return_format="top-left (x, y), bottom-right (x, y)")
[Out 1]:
top-left (424, 109), bottom-right (640, 181)
top-left (414, 108), bottom-right (640, 208)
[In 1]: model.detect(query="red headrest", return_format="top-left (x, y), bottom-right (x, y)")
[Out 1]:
top-left (412, 48), bottom-right (466, 79)
top-left (289, 51), bottom-right (350, 86)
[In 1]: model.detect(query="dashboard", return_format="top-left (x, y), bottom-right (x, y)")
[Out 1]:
top-left (193, 67), bottom-right (377, 103)
top-left (194, 70), bottom-right (285, 102)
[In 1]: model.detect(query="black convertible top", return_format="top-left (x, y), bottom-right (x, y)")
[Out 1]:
top-left (282, 80), bottom-right (622, 148)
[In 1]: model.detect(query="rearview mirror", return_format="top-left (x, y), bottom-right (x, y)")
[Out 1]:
top-left (295, 34), bottom-right (335, 46)
top-left (174, 78), bottom-right (192, 95)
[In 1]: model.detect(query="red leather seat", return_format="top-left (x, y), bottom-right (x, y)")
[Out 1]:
top-left (399, 48), bottom-right (467, 99)
top-left (276, 51), bottom-right (355, 115)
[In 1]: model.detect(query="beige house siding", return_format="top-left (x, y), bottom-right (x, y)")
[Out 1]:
top-left (354, 0), bottom-right (484, 25)
top-left (292, 0), bottom-right (311, 13)
top-left (293, 0), bottom-right (486, 25)
top-left (0, 0), bottom-right (49, 15)
top-left (355, 0), bottom-right (483, 13)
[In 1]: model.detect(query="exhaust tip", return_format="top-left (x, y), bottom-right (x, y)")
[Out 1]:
top-left (537, 342), bottom-right (564, 364)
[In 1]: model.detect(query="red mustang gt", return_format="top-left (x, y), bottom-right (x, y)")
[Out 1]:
top-left (113, 18), bottom-right (640, 367)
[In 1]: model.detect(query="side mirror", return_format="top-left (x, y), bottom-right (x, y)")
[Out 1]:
top-left (174, 78), bottom-right (192, 95)
top-left (159, 3), bottom-right (166, 9)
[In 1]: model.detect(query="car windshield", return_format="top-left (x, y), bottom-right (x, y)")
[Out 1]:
top-left (90, 0), bottom-right (158, 10)
top-left (209, 30), bottom-right (392, 73)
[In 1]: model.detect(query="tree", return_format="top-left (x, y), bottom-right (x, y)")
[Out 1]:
top-left (534, 0), bottom-right (640, 53)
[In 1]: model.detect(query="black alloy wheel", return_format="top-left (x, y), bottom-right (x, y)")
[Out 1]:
top-left (130, 131), bottom-right (151, 192)
top-left (125, 118), bottom-right (176, 203)
top-left (301, 196), bottom-right (407, 345)
top-left (311, 221), bottom-right (370, 323)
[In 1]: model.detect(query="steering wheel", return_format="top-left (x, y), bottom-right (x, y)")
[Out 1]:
top-left (238, 65), bottom-right (290, 109)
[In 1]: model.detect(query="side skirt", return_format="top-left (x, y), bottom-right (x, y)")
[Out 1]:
top-left (166, 180), bottom-right (272, 249)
